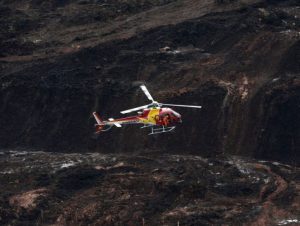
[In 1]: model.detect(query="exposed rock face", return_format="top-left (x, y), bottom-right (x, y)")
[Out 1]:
top-left (0, 151), bottom-right (299, 225)
top-left (0, 0), bottom-right (299, 164)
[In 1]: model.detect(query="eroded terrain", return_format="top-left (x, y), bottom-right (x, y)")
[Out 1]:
top-left (0, 1), bottom-right (300, 225)
top-left (0, 0), bottom-right (299, 164)
top-left (0, 150), bottom-right (299, 225)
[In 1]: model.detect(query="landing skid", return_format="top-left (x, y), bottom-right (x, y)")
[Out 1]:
top-left (148, 126), bottom-right (176, 135)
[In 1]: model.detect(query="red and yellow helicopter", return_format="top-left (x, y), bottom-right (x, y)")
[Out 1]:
top-left (93, 85), bottom-right (202, 135)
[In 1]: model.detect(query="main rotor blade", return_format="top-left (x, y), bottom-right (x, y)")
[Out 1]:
top-left (120, 104), bottom-right (150, 114)
top-left (140, 85), bottom-right (154, 102)
top-left (162, 103), bottom-right (202, 109)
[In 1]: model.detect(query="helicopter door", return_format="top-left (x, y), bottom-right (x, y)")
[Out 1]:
top-left (160, 113), bottom-right (171, 126)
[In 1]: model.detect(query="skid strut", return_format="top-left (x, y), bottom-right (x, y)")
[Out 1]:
top-left (149, 126), bottom-right (175, 135)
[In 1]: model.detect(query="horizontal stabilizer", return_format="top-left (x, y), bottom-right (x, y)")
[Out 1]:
top-left (108, 118), bottom-right (122, 127)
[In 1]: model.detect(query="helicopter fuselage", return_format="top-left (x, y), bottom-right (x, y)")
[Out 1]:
top-left (93, 84), bottom-right (200, 135)
top-left (94, 107), bottom-right (181, 131)
top-left (139, 107), bottom-right (182, 126)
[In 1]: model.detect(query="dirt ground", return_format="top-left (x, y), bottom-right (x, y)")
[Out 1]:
top-left (0, 1), bottom-right (299, 224)
top-left (0, 150), bottom-right (299, 225)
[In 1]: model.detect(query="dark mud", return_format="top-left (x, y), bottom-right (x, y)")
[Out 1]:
top-left (0, 151), bottom-right (299, 225)
top-left (1, 1), bottom-right (299, 225)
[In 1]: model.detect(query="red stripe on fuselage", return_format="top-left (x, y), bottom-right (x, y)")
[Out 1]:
top-left (111, 116), bottom-right (141, 122)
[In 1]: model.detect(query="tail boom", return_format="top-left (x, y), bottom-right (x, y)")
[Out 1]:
top-left (93, 112), bottom-right (143, 133)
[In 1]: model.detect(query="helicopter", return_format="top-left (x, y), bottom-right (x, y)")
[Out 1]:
top-left (93, 85), bottom-right (202, 135)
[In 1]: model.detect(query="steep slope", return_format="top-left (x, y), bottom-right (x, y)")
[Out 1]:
top-left (0, 0), bottom-right (299, 164)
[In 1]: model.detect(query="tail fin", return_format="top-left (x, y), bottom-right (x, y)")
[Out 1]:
top-left (93, 112), bottom-right (103, 125)
top-left (93, 112), bottom-right (104, 133)
top-left (93, 112), bottom-right (113, 133)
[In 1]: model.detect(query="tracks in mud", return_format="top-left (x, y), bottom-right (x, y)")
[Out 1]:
top-left (251, 163), bottom-right (292, 226)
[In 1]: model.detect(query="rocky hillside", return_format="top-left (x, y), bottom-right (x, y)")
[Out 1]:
top-left (0, 0), bottom-right (299, 164)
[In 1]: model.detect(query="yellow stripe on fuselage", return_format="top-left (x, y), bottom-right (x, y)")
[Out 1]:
top-left (140, 108), bottom-right (160, 124)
